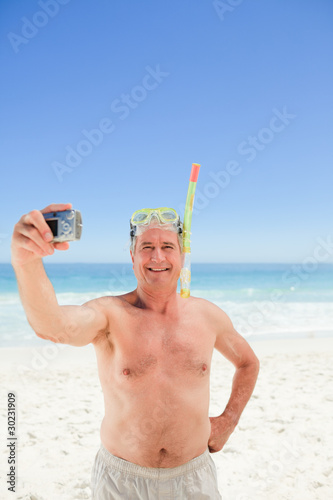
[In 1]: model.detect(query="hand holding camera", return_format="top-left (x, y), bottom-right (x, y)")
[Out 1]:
top-left (11, 203), bottom-right (82, 268)
top-left (43, 208), bottom-right (82, 243)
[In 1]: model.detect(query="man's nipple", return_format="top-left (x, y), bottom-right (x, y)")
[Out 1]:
top-left (123, 368), bottom-right (131, 376)
top-left (202, 363), bottom-right (207, 372)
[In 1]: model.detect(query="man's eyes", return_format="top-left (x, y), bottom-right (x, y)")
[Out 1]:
top-left (142, 246), bottom-right (173, 249)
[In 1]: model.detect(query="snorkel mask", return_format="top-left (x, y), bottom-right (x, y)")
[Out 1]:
top-left (130, 208), bottom-right (183, 252)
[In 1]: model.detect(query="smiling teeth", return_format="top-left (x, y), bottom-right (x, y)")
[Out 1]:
top-left (150, 268), bottom-right (167, 271)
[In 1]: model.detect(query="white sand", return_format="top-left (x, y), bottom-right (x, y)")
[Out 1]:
top-left (0, 337), bottom-right (332, 499)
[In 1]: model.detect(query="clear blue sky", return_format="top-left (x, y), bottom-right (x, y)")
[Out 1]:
top-left (1, 0), bottom-right (332, 263)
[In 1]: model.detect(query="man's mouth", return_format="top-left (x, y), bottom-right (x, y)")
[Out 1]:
top-left (147, 268), bottom-right (169, 272)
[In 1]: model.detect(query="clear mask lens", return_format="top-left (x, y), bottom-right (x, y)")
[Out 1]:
top-left (160, 210), bottom-right (177, 221)
top-left (132, 212), bottom-right (149, 223)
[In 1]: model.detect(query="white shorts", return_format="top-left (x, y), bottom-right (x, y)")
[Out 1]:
top-left (91, 443), bottom-right (222, 499)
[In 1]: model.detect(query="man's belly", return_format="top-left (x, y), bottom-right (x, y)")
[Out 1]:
top-left (99, 381), bottom-right (211, 467)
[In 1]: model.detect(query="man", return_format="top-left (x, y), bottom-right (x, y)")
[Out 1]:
top-left (11, 202), bottom-right (260, 500)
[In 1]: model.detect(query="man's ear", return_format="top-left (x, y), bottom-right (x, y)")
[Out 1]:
top-left (130, 250), bottom-right (134, 264)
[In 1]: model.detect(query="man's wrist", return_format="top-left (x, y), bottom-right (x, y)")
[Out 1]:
top-left (220, 407), bottom-right (239, 428)
top-left (12, 258), bottom-right (43, 272)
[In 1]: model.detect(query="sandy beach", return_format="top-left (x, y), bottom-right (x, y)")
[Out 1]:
top-left (1, 336), bottom-right (332, 500)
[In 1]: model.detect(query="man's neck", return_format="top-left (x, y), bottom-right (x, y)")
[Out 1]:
top-left (133, 285), bottom-right (179, 314)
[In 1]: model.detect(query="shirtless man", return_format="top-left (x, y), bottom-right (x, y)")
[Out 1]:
top-left (11, 203), bottom-right (260, 499)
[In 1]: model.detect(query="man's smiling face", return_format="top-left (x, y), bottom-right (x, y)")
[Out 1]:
top-left (130, 226), bottom-right (182, 288)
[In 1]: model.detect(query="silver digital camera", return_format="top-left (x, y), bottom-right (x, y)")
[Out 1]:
top-left (43, 209), bottom-right (82, 243)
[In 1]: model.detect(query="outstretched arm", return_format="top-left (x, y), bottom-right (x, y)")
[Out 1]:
top-left (206, 302), bottom-right (260, 452)
top-left (11, 204), bottom-right (109, 346)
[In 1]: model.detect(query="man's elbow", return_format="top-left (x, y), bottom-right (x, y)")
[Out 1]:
top-left (36, 328), bottom-right (67, 342)
top-left (240, 353), bottom-right (260, 375)
top-left (34, 324), bottom-right (68, 343)
top-left (249, 352), bottom-right (260, 370)
top-left (35, 331), bottom-right (59, 342)
top-left (35, 331), bottom-right (48, 340)
top-left (252, 352), bottom-right (260, 367)
top-left (249, 355), bottom-right (260, 382)
top-left (253, 355), bottom-right (260, 375)
top-left (34, 316), bottom-right (79, 344)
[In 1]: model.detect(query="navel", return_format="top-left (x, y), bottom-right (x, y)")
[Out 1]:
top-left (123, 368), bottom-right (131, 376)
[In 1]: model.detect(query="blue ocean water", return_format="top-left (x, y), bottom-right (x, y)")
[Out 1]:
top-left (1, 263), bottom-right (333, 347)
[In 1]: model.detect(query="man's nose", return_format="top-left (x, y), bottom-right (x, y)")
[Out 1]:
top-left (151, 247), bottom-right (164, 262)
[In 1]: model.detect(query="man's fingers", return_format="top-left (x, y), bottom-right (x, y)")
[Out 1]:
top-left (40, 203), bottom-right (72, 214)
top-left (21, 204), bottom-right (72, 242)
top-left (14, 204), bottom-right (72, 262)
top-left (21, 210), bottom-right (55, 242)
top-left (18, 234), bottom-right (51, 257)
top-left (53, 242), bottom-right (70, 251)
top-left (19, 224), bottom-right (54, 254)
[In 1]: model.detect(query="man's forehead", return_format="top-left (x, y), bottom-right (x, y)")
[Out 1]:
top-left (136, 227), bottom-right (179, 244)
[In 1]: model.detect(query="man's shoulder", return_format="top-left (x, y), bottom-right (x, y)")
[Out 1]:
top-left (83, 292), bottom-right (133, 310)
top-left (186, 295), bottom-right (220, 310)
top-left (186, 295), bottom-right (229, 321)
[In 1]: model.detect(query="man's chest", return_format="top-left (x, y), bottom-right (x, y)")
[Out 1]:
top-left (104, 308), bottom-right (216, 380)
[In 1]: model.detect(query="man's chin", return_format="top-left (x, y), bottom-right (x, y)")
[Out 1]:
top-left (145, 269), bottom-right (176, 285)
